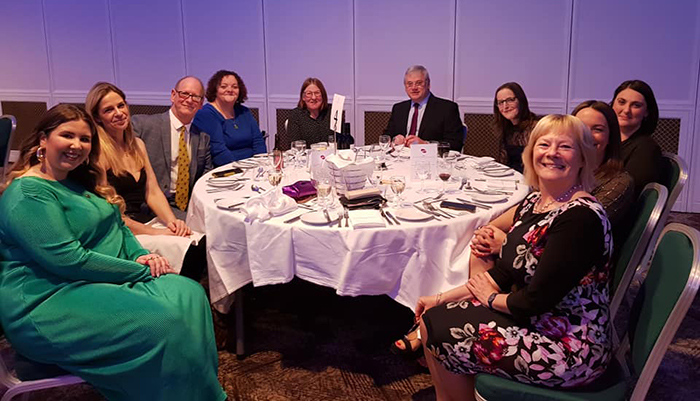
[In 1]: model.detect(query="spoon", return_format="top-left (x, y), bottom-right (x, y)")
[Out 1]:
top-left (251, 184), bottom-right (267, 193)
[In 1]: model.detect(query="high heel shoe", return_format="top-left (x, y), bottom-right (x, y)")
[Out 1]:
top-left (389, 321), bottom-right (423, 360)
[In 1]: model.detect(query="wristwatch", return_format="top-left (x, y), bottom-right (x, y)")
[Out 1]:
top-left (487, 292), bottom-right (498, 310)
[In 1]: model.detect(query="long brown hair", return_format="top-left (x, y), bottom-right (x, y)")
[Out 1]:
top-left (297, 77), bottom-right (329, 113)
top-left (0, 104), bottom-right (124, 211)
top-left (493, 82), bottom-right (538, 138)
top-left (572, 100), bottom-right (623, 180)
top-left (85, 82), bottom-right (144, 177)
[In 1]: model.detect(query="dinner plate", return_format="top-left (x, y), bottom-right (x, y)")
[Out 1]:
top-left (394, 208), bottom-right (433, 222)
top-left (300, 210), bottom-right (341, 225)
top-left (483, 169), bottom-right (514, 177)
top-left (470, 193), bottom-right (508, 203)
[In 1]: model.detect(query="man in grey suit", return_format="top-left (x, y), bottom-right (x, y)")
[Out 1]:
top-left (132, 76), bottom-right (212, 219)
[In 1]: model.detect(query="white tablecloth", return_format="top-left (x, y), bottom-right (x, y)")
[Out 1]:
top-left (187, 156), bottom-right (528, 313)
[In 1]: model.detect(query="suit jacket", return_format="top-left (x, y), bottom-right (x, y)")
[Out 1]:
top-left (132, 111), bottom-right (213, 198)
top-left (384, 94), bottom-right (464, 151)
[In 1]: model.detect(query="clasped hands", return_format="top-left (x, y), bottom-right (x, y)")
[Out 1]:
top-left (470, 224), bottom-right (506, 258)
top-left (413, 272), bottom-right (500, 321)
top-left (136, 253), bottom-right (176, 277)
top-left (166, 219), bottom-right (192, 237)
top-left (392, 134), bottom-right (427, 148)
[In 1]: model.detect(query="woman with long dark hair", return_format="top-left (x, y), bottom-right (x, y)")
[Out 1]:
top-left (493, 82), bottom-right (539, 172)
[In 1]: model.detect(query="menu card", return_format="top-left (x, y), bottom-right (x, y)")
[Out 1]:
top-left (410, 143), bottom-right (437, 181)
top-left (330, 94), bottom-right (346, 133)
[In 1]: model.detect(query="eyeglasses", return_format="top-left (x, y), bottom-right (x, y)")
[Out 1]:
top-left (303, 91), bottom-right (322, 99)
top-left (175, 90), bottom-right (203, 102)
top-left (405, 80), bottom-right (427, 89)
top-left (496, 97), bottom-right (517, 108)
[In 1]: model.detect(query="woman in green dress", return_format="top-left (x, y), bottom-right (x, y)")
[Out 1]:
top-left (0, 104), bottom-right (226, 401)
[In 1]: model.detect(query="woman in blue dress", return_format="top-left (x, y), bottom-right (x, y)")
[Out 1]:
top-left (194, 70), bottom-right (266, 166)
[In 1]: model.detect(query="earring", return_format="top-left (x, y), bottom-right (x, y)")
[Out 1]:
top-left (36, 146), bottom-right (46, 161)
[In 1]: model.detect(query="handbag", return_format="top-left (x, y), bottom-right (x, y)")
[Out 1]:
top-left (282, 180), bottom-right (317, 201)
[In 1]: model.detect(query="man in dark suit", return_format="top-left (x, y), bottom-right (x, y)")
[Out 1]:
top-left (384, 65), bottom-right (465, 151)
top-left (132, 76), bottom-right (212, 219)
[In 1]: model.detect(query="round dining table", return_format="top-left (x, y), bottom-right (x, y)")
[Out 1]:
top-left (186, 153), bottom-right (529, 316)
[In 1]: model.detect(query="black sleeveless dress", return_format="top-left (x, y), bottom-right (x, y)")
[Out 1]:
top-left (107, 168), bottom-right (154, 224)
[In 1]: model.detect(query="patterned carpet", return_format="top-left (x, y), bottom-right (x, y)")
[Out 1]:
top-left (2, 212), bottom-right (700, 400)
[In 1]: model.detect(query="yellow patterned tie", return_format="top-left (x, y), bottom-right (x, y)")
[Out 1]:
top-left (175, 126), bottom-right (190, 210)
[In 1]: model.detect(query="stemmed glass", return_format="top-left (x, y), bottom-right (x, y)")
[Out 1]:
top-left (390, 175), bottom-right (406, 208)
top-left (266, 169), bottom-right (284, 208)
top-left (415, 160), bottom-right (431, 193)
top-left (379, 135), bottom-right (391, 162)
top-left (313, 172), bottom-right (333, 212)
top-left (292, 140), bottom-right (306, 168)
top-left (393, 139), bottom-right (405, 162)
top-left (437, 158), bottom-right (452, 194)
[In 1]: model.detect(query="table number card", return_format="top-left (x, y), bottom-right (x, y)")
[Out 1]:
top-left (410, 143), bottom-right (437, 181)
top-left (330, 94), bottom-right (346, 133)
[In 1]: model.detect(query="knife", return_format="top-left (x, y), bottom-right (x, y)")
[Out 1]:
top-left (457, 197), bottom-right (492, 209)
top-left (379, 206), bottom-right (394, 225)
top-left (414, 204), bottom-right (441, 220)
top-left (323, 208), bottom-right (332, 225)
top-left (385, 210), bottom-right (401, 225)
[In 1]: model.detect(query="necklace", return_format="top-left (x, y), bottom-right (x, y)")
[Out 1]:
top-left (534, 183), bottom-right (582, 213)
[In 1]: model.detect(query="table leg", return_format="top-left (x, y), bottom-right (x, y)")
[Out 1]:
top-left (234, 288), bottom-right (245, 359)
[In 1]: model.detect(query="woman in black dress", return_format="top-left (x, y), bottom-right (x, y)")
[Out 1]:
top-left (493, 82), bottom-right (539, 172)
top-left (611, 80), bottom-right (662, 197)
top-left (287, 77), bottom-right (335, 146)
top-left (394, 115), bottom-right (613, 399)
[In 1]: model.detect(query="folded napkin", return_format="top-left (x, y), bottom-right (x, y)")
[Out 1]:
top-left (348, 209), bottom-right (386, 229)
top-left (339, 194), bottom-right (386, 210)
top-left (282, 180), bottom-right (317, 201)
top-left (326, 150), bottom-right (374, 170)
top-left (242, 192), bottom-right (297, 223)
top-left (345, 187), bottom-right (381, 200)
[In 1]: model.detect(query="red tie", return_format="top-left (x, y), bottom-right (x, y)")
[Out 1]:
top-left (408, 103), bottom-right (419, 136)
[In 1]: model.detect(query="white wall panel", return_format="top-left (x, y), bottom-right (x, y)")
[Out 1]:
top-left (44, 0), bottom-right (115, 98)
top-left (182, 0), bottom-right (266, 96)
top-left (0, 0), bottom-right (50, 92)
top-left (569, 0), bottom-right (700, 105)
top-left (109, 0), bottom-right (186, 94)
top-left (454, 0), bottom-right (571, 111)
top-left (264, 0), bottom-right (353, 98)
top-left (354, 0), bottom-right (455, 101)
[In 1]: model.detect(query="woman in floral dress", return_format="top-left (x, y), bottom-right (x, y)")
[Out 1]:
top-left (403, 115), bottom-right (613, 400)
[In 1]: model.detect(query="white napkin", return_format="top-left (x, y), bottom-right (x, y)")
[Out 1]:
top-left (348, 209), bottom-right (386, 229)
top-left (242, 192), bottom-right (297, 223)
top-left (326, 151), bottom-right (374, 170)
top-left (466, 156), bottom-right (496, 167)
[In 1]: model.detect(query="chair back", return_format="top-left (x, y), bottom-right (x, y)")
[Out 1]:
top-left (659, 152), bottom-right (687, 211)
top-left (625, 223), bottom-right (700, 400)
top-left (0, 115), bottom-right (17, 182)
top-left (609, 183), bottom-right (667, 316)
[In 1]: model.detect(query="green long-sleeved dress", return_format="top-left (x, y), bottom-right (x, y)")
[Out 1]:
top-left (0, 177), bottom-right (226, 401)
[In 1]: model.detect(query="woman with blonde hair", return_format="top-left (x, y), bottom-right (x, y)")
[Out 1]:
top-left (0, 104), bottom-right (225, 401)
top-left (393, 115), bottom-right (613, 399)
top-left (85, 82), bottom-right (202, 277)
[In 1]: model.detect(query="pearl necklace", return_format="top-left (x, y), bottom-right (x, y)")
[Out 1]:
top-left (534, 184), bottom-right (582, 213)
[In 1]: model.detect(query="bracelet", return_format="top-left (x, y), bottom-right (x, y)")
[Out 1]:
top-left (435, 292), bottom-right (443, 305)
top-left (487, 292), bottom-right (498, 310)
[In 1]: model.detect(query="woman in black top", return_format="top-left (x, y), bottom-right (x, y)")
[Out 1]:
top-left (287, 77), bottom-right (334, 145)
top-left (493, 82), bottom-right (539, 173)
top-left (611, 80), bottom-right (662, 197)
top-left (393, 115), bottom-right (613, 398)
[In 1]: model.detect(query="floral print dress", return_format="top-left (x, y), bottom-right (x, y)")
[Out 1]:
top-left (422, 193), bottom-right (613, 388)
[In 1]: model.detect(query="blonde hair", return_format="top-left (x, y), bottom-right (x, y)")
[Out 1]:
top-left (85, 82), bottom-right (145, 176)
top-left (522, 114), bottom-right (597, 192)
top-left (1, 104), bottom-right (125, 212)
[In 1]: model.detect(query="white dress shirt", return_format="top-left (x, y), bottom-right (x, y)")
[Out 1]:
top-left (405, 93), bottom-right (431, 136)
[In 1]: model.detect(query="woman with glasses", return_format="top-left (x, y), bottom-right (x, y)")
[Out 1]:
top-left (287, 77), bottom-right (334, 146)
top-left (493, 82), bottom-right (539, 172)
top-left (85, 82), bottom-right (202, 279)
top-left (194, 69), bottom-right (266, 166)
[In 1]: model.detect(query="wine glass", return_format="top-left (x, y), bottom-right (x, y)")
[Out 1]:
top-left (415, 160), bottom-right (431, 194)
top-left (371, 145), bottom-right (384, 171)
top-left (438, 142), bottom-right (451, 159)
top-left (393, 140), bottom-right (405, 161)
top-left (292, 140), bottom-right (306, 168)
top-left (379, 135), bottom-right (391, 162)
top-left (313, 173), bottom-right (333, 211)
top-left (266, 169), bottom-right (284, 208)
top-left (390, 175), bottom-right (406, 208)
top-left (437, 158), bottom-right (452, 194)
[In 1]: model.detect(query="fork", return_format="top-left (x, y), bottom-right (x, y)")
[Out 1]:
top-left (423, 201), bottom-right (455, 219)
top-left (343, 206), bottom-right (350, 228)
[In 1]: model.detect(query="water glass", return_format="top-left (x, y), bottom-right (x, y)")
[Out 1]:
top-left (379, 135), bottom-right (391, 161)
top-left (292, 140), bottom-right (307, 168)
top-left (415, 160), bottom-right (431, 193)
top-left (390, 175), bottom-right (406, 208)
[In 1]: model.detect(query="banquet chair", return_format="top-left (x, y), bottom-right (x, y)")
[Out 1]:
top-left (658, 152), bottom-right (687, 217)
top-left (609, 183), bottom-right (667, 317)
top-left (0, 327), bottom-right (84, 401)
top-left (0, 115), bottom-right (17, 182)
top-left (474, 222), bottom-right (700, 401)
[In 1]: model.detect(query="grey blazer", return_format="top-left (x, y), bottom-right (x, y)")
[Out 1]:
top-left (132, 111), bottom-right (212, 197)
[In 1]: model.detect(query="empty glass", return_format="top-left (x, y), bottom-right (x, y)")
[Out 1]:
top-left (292, 140), bottom-right (306, 168)
top-left (415, 160), bottom-right (431, 193)
top-left (379, 135), bottom-right (391, 162)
